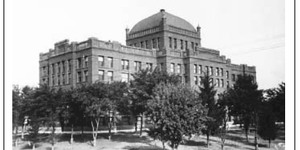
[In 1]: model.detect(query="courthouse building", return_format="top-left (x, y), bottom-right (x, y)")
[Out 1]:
top-left (39, 9), bottom-right (256, 94)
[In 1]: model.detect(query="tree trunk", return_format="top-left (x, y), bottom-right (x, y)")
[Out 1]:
top-left (245, 130), bottom-right (249, 142)
top-left (134, 116), bottom-right (138, 133)
top-left (162, 141), bottom-right (165, 150)
top-left (269, 139), bottom-right (271, 148)
top-left (32, 143), bottom-right (35, 150)
top-left (140, 114), bottom-right (143, 137)
top-left (108, 121), bottom-right (112, 140)
top-left (21, 125), bottom-right (24, 139)
top-left (93, 137), bottom-right (97, 147)
top-left (70, 124), bottom-right (74, 144)
top-left (206, 130), bottom-right (210, 147)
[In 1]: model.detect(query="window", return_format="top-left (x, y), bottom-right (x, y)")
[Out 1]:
top-left (68, 59), bottom-right (71, 73)
top-left (52, 76), bottom-right (55, 86)
top-left (226, 71), bottom-right (229, 79)
top-left (232, 74), bottom-right (236, 81)
top-left (184, 64), bottom-right (188, 74)
top-left (98, 70), bottom-right (104, 80)
top-left (216, 79), bottom-right (220, 87)
top-left (84, 70), bottom-right (88, 82)
top-left (209, 67), bottom-right (213, 76)
top-left (68, 73), bottom-right (71, 84)
top-left (134, 43), bottom-right (137, 47)
top-left (157, 38), bottom-right (161, 48)
top-left (180, 40), bottom-right (183, 50)
top-left (140, 41), bottom-right (144, 48)
top-left (227, 81), bottom-right (230, 88)
top-left (108, 71), bottom-right (113, 82)
top-left (146, 63), bottom-right (153, 71)
top-left (169, 37), bottom-right (172, 48)
top-left (195, 43), bottom-right (198, 48)
top-left (122, 59), bottom-right (129, 70)
top-left (121, 73), bottom-right (129, 82)
top-left (174, 38), bottom-right (177, 49)
top-left (77, 58), bottom-right (81, 69)
top-left (185, 76), bottom-right (188, 83)
top-left (98, 56), bottom-right (104, 67)
top-left (206, 66), bottom-right (209, 75)
top-left (58, 62), bottom-right (61, 74)
top-left (220, 68), bottom-right (224, 76)
top-left (77, 71), bottom-right (82, 83)
top-left (209, 78), bottom-right (213, 86)
top-left (134, 61), bottom-right (141, 71)
top-left (62, 61), bottom-right (65, 73)
top-left (221, 79), bottom-right (224, 87)
top-left (194, 76), bottom-right (198, 85)
top-left (194, 64), bottom-right (197, 74)
top-left (185, 41), bottom-right (188, 50)
top-left (177, 64), bottom-right (181, 74)
top-left (58, 75), bottom-right (60, 85)
top-left (152, 39), bottom-right (157, 49)
top-left (198, 65), bottom-right (202, 74)
top-left (191, 42), bottom-right (194, 50)
top-left (84, 56), bottom-right (88, 68)
top-left (216, 67), bottom-right (219, 76)
top-left (42, 66), bottom-right (46, 76)
top-left (170, 63), bottom-right (175, 73)
top-left (160, 63), bottom-right (164, 70)
top-left (62, 74), bottom-right (65, 84)
top-left (107, 57), bottom-right (113, 68)
top-left (146, 40), bottom-right (149, 49)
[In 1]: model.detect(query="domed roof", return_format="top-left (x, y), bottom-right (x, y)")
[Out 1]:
top-left (129, 9), bottom-right (196, 34)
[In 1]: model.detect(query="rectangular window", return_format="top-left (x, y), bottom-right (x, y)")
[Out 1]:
top-left (194, 76), bottom-right (198, 85)
top-left (84, 56), bottom-right (88, 68)
top-left (226, 71), bottom-right (229, 79)
top-left (98, 56), bottom-right (104, 67)
top-left (206, 66), bottom-right (209, 75)
top-left (194, 64), bottom-right (197, 74)
top-left (198, 65), bottom-right (202, 74)
top-left (184, 64), bottom-right (188, 74)
top-left (58, 75), bottom-right (60, 85)
top-left (216, 79), bottom-right (220, 87)
top-left (121, 73), bottom-right (129, 82)
top-left (58, 62), bottom-right (61, 74)
top-left (157, 38), bottom-right (161, 48)
top-left (62, 61), bottom-right (65, 74)
top-left (107, 57), bottom-right (113, 68)
top-left (227, 81), bottom-right (230, 88)
top-left (62, 74), bottom-right (65, 84)
top-left (174, 38), bottom-right (177, 49)
top-left (84, 70), bottom-right (88, 82)
top-left (232, 74), bottom-right (236, 81)
top-left (191, 42), bottom-right (194, 50)
top-left (98, 70), bottom-right (104, 81)
top-left (195, 43), bottom-right (198, 48)
top-left (185, 76), bottom-right (188, 83)
top-left (42, 66), bottom-right (46, 76)
top-left (220, 68), bottom-right (223, 76)
top-left (68, 73), bottom-right (71, 84)
top-left (52, 76), bottom-right (55, 86)
top-left (221, 79), bottom-right (224, 87)
top-left (77, 58), bottom-right (81, 69)
top-left (77, 71), bottom-right (82, 83)
top-left (152, 39), bottom-right (157, 49)
top-left (216, 67), bottom-right (219, 76)
top-left (170, 63), bottom-right (175, 73)
top-left (169, 37), bottom-right (172, 48)
top-left (146, 40), bottom-right (149, 49)
top-left (209, 78), bottom-right (213, 86)
top-left (180, 40), bottom-right (183, 50)
top-left (146, 63), bottom-right (153, 71)
top-left (68, 59), bottom-right (71, 73)
top-left (185, 41), bottom-right (188, 50)
top-left (134, 61), bottom-right (141, 71)
top-left (122, 60), bottom-right (129, 70)
top-left (177, 64), bottom-right (181, 74)
top-left (140, 41), bottom-right (144, 48)
top-left (160, 63), bottom-right (164, 70)
top-left (209, 67), bottom-right (213, 76)
top-left (108, 71), bottom-right (113, 82)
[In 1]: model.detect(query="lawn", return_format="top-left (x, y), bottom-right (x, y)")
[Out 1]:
top-left (13, 129), bottom-right (284, 150)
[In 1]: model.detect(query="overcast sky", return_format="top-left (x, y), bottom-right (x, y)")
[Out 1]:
top-left (7, 0), bottom-right (285, 89)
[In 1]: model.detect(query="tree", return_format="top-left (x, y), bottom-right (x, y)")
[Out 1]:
top-left (148, 83), bottom-right (207, 150)
top-left (130, 67), bottom-right (181, 136)
top-left (265, 82), bottom-right (285, 124)
top-left (198, 73), bottom-right (222, 147)
top-left (12, 85), bottom-right (25, 146)
top-left (227, 74), bottom-right (263, 144)
top-left (258, 101), bottom-right (277, 148)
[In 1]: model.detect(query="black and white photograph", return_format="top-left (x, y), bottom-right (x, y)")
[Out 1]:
top-left (4, 0), bottom-right (295, 149)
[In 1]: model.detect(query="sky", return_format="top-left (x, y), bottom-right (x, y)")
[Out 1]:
top-left (7, 0), bottom-right (285, 90)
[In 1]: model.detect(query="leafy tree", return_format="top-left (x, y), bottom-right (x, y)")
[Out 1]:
top-left (130, 67), bottom-right (181, 136)
top-left (265, 82), bottom-right (285, 124)
top-left (258, 101), bottom-right (277, 148)
top-left (198, 73), bottom-right (222, 147)
top-left (226, 74), bottom-right (263, 143)
top-left (12, 85), bottom-right (25, 146)
top-left (148, 83), bottom-right (207, 150)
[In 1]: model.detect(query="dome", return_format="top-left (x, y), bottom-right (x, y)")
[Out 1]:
top-left (129, 9), bottom-right (196, 34)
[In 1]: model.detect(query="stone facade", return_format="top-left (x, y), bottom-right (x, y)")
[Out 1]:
top-left (39, 9), bottom-right (256, 95)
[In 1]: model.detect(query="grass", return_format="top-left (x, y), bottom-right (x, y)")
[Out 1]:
top-left (12, 129), bottom-right (285, 150)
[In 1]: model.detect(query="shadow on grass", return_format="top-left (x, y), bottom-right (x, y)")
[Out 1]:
top-left (111, 132), bottom-right (152, 144)
top-left (123, 145), bottom-right (164, 150)
top-left (20, 143), bottom-right (42, 150)
top-left (182, 140), bottom-right (207, 147)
